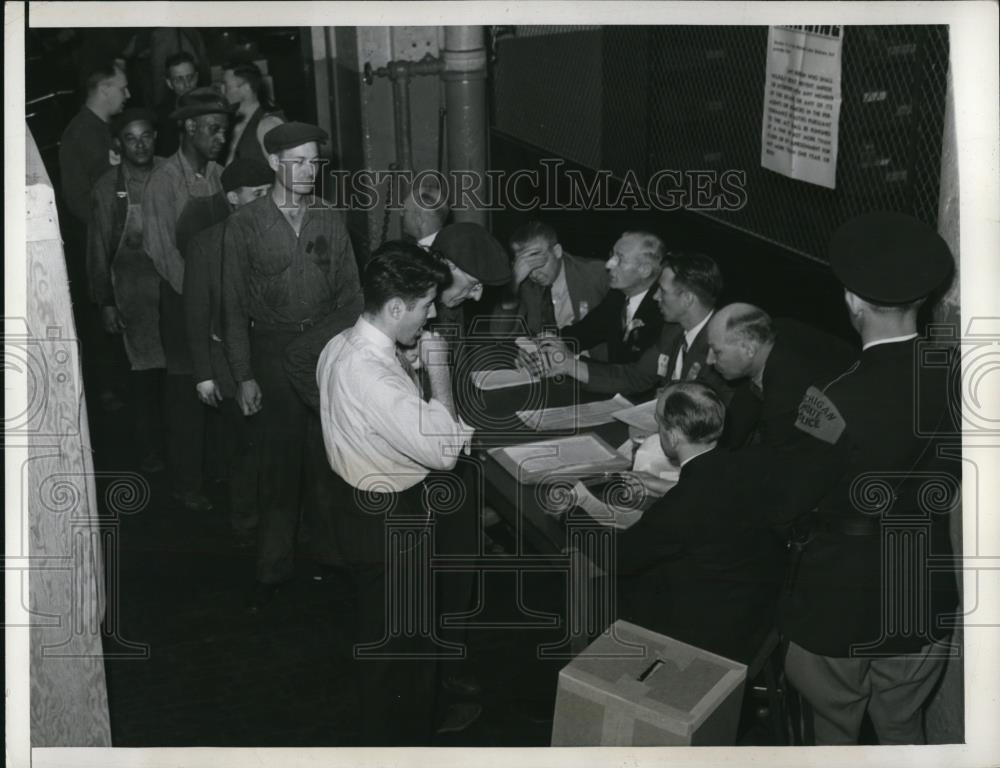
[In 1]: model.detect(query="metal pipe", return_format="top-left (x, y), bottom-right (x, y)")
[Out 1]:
top-left (390, 68), bottom-right (413, 172)
top-left (443, 26), bottom-right (488, 227)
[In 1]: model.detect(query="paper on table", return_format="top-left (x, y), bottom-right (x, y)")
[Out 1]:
top-left (501, 433), bottom-right (622, 473)
top-left (633, 433), bottom-right (681, 481)
top-left (471, 368), bottom-right (539, 391)
top-left (517, 394), bottom-right (632, 431)
top-left (612, 398), bottom-right (658, 435)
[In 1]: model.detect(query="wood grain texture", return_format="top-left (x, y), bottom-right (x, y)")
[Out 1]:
top-left (26, 130), bottom-right (112, 747)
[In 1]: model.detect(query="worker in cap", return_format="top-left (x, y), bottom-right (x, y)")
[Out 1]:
top-left (87, 104), bottom-right (166, 471)
top-left (181, 156), bottom-right (273, 549)
top-left (143, 85), bottom-right (235, 512)
top-left (776, 211), bottom-right (959, 745)
top-left (221, 118), bottom-right (361, 608)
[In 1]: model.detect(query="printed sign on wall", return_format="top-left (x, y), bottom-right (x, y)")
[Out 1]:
top-left (761, 25), bottom-right (844, 189)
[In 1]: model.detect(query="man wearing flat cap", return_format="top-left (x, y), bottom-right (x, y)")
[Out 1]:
top-left (221, 121), bottom-right (363, 607)
top-left (87, 107), bottom-right (166, 472)
top-left (773, 212), bottom-right (959, 745)
top-left (143, 87), bottom-right (236, 512)
top-left (182, 157), bottom-right (272, 548)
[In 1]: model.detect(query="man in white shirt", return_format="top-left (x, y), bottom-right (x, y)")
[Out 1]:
top-left (317, 241), bottom-right (478, 744)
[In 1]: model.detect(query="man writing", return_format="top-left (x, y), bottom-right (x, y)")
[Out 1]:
top-left (317, 241), bottom-right (479, 743)
top-left (536, 250), bottom-right (728, 402)
top-left (143, 87), bottom-right (234, 512)
top-left (221, 122), bottom-right (363, 606)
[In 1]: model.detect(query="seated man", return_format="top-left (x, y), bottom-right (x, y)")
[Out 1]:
top-left (536, 250), bottom-right (728, 403)
top-left (705, 303), bottom-right (858, 451)
top-left (317, 241), bottom-right (479, 743)
top-left (509, 220), bottom-right (609, 335)
top-left (554, 229), bottom-right (665, 363)
top-left (612, 381), bottom-right (786, 664)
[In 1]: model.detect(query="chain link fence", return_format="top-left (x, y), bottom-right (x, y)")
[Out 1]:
top-left (494, 25), bottom-right (949, 262)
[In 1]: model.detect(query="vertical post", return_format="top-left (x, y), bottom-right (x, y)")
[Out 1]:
top-left (443, 26), bottom-right (488, 226)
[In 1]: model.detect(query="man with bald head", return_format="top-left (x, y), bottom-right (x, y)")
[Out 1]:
top-left (705, 303), bottom-right (856, 450)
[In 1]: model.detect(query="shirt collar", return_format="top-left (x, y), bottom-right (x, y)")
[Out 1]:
top-left (625, 288), bottom-right (649, 321)
top-left (356, 316), bottom-right (397, 354)
top-left (685, 310), bottom-right (713, 347)
top-left (417, 230), bottom-right (439, 249)
top-left (863, 333), bottom-right (918, 351)
top-left (680, 445), bottom-right (714, 470)
top-left (551, 260), bottom-right (568, 295)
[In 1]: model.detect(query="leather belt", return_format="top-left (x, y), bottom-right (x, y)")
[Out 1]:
top-left (251, 317), bottom-right (316, 334)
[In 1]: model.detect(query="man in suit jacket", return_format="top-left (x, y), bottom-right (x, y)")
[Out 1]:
top-left (705, 303), bottom-right (858, 450)
top-left (538, 250), bottom-right (729, 403)
top-left (510, 220), bottom-right (609, 335)
top-left (613, 381), bottom-right (786, 664)
top-left (557, 230), bottom-right (666, 363)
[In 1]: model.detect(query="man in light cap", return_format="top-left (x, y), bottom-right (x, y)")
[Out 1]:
top-left (775, 211), bottom-right (959, 744)
top-left (143, 87), bottom-right (236, 512)
top-left (87, 107), bottom-right (166, 471)
top-left (221, 121), bottom-right (363, 608)
top-left (183, 157), bottom-right (272, 547)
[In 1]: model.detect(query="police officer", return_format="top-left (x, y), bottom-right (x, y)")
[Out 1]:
top-left (778, 212), bottom-right (959, 745)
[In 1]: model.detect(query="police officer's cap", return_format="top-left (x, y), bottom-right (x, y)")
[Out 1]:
top-left (111, 107), bottom-right (157, 137)
top-left (263, 122), bottom-right (329, 154)
top-left (829, 211), bottom-right (954, 304)
top-left (169, 88), bottom-right (238, 121)
top-left (221, 158), bottom-right (273, 193)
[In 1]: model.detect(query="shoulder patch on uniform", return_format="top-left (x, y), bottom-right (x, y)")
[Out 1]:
top-left (795, 385), bottom-right (846, 444)
top-left (657, 353), bottom-right (669, 378)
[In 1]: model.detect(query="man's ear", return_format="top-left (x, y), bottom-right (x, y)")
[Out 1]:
top-left (183, 117), bottom-right (197, 137)
top-left (226, 191), bottom-right (239, 207)
top-left (740, 338), bottom-right (759, 360)
top-left (165, 78), bottom-right (175, 93)
top-left (387, 297), bottom-right (405, 319)
top-left (552, 243), bottom-right (563, 260)
top-left (844, 290), bottom-right (866, 317)
top-left (267, 152), bottom-right (281, 174)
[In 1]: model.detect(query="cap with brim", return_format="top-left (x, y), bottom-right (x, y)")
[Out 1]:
top-left (169, 87), bottom-right (238, 121)
top-left (434, 222), bottom-right (512, 286)
top-left (221, 157), bottom-right (273, 193)
top-left (829, 211), bottom-right (954, 304)
top-left (263, 121), bottom-right (329, 154)
top-left (111, 107), bottom-right (157, 136)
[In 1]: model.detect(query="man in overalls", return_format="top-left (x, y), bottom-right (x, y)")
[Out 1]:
top-left (87, 107), bottom-right (166, 473)
top-left (221, 122), bottom-right (363, 609)
top-left (143, 88), bottom-right (235, 512)
top-left (182, 157), bottom-right (273, 548)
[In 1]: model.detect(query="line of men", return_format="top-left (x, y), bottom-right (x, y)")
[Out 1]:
top-left (63, 60), bottom-right (958, 749)
top-left (314, 213), bottom-right (958, 746)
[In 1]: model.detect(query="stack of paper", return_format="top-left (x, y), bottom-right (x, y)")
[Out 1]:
top-left (612, 398), bottom-right (658, 435)
top-left (471, 368), bottom-right (539, 391)
top-left (517, 394), bottom-right (632, 431)
top-left (488, 433), bottom-right (631, 484)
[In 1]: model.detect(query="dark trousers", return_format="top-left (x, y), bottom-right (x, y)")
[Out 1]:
top-left (337, 476), bottom-right (439, 745)
top-left (433, 460), bottom-right (481, 675)
top-left (129, 368), bottom-right (165, 461)
top-left (62, 218), bottom-right (121, 400)
top-left (250, 328), bottom-right (340, 583)
top-left (163, 373), bottom-right (206, 496)
top-left (211, 398), bottom-right (259, 535)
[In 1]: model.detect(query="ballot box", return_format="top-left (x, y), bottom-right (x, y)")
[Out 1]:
top-left (551, 620), bottom-right (747, 746)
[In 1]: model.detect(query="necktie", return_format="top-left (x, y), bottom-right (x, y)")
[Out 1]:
top-left (672, 336), bottom-right (688, 381)
top-left (541, 286), bottom-right (557, 330)
top-left (621, 302), bottom-right (630, 342)
top-left (396, 347), bottom-right (424, 399)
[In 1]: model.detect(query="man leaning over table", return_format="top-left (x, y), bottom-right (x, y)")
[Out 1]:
top-left (317, 240), bottom-right (481, 744)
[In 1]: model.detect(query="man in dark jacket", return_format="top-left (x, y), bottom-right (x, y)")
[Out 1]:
top-left (776, 212), bottom-right (959, 744)
top-left (182, 157), bottom-right (272, 546)
top-left (557, 230), bottom-right (666, 364)
top-left (613, 381), bottom-right (786, 664)
top-left (705, 303), bottom-right (858, 450)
